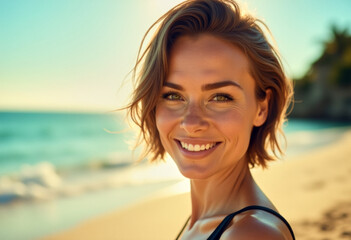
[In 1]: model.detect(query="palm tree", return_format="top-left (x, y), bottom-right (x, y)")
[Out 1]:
top-left (313, 25), bottom-right (351, 87)
top-left (292, 24), bottom-right (351, 120)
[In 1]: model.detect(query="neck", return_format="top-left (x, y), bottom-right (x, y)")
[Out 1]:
top-left (189, 158), bottom-right (254, 226)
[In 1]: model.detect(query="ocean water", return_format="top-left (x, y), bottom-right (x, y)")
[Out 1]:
top-left (0, 111), bottom-right (349, 240)
top-left (0, 111), bottom-right (133, 176)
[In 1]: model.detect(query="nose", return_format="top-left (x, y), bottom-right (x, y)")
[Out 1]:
top-left (180, 105), bottom-right (209, 134)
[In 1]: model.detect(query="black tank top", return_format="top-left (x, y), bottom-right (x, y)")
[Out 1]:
top-left (175, 205), bottom-right (295, 240)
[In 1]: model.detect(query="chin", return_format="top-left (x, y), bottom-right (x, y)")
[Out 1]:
top-left (176, 165), bottom-right (215, 180)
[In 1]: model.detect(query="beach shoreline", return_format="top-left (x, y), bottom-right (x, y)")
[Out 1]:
top-left (42, 128), bottom-right (351, 240)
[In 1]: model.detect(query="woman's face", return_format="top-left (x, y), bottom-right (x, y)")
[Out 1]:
top-left (155, 34), bottom-right (268, 179)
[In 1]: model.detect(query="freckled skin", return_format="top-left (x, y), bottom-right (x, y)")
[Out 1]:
top-left (154, 35), bottom-right (291, 239)
top-left (156, 34), bottom-right (266, 180)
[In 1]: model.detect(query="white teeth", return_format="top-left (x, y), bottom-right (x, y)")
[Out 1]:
top-left (180, 141), bottom-right (216, 152)
top-left (194, 145), bottom-right (200, 151)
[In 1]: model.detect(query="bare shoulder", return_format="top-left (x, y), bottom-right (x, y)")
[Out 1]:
top-left (221, 210), bottom-right (294, 240)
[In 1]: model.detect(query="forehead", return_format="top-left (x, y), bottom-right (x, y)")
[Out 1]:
top-left (167, 34), bottom-right (253, 86)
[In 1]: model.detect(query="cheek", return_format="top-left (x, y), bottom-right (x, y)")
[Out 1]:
top-left (155, 105), bottom-right (178, 138)
top-left (155, 107), bottom-right (165, 136)
top-left (215, 109), bottom-right (254, 141)
top-left (217, 113), bottom-right (254, 163)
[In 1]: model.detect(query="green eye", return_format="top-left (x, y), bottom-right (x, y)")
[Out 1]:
top-left (212, 94), bottom-right (233, 102)
top-left (162, 92), bottom-right (183, 101)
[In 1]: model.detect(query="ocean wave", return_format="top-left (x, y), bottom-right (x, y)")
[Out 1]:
top-left (0, 162), bottom-right (62, 203)
top-left (0, 158), bottom-right (183, 205)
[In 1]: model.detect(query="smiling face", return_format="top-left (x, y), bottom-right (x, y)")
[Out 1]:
top-left (155, 34), bottom-right (269, 179)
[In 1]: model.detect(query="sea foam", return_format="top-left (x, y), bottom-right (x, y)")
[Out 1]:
top-left (0, 158), bottom-right (184, 204)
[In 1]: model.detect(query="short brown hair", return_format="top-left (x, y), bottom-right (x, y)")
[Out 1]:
top-left (127, 0), bottom-right (293, 168)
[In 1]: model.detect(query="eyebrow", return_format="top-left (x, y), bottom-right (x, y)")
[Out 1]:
top-left (164, 82), bottom-right (184, 90)
top-left (164, 80), bottom-right (242, 91)
top-left (202, 80), bottom-right (243, 91)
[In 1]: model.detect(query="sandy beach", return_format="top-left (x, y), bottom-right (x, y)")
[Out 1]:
top-left (43, 128), bottom-right (351, 240)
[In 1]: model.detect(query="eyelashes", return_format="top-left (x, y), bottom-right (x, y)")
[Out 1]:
top-left (161, 91), bottom-right (183, 101)
top-left (210, 93), bottom-right (233, 102)
top-left (161, 91), bottom-right (234, 103)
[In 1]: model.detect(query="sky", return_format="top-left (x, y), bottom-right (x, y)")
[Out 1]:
top-left (1, 0), bottom-right (351, 113)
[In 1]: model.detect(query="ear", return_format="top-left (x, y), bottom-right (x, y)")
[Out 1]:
top-left (253, 89), bottom-right (271, 127)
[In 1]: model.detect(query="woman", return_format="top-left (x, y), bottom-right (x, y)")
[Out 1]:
top-left (127, 0), bottom-right (295, 239)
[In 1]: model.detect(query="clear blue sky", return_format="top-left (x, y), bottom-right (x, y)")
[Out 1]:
top-left (1, 0), bottom-right (350, 112)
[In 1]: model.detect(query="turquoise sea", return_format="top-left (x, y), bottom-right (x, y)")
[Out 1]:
top-left (0, 111), bottom-right (349, 240)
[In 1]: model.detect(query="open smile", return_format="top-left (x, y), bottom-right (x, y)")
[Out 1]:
top-left (174, 139), bottom-right (221, 157)
top-left (179, 141), bottom-right (217, 152)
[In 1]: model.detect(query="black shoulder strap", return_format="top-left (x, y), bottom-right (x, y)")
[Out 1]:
top-left (207, 205), bottom-right (295, 240)
top-left (175, 216), bottom-right (191, 240)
